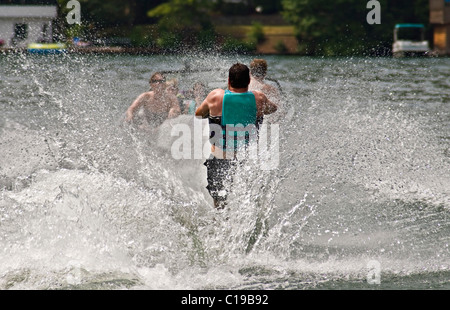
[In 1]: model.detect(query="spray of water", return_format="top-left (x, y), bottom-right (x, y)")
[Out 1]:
top-left (0, 53), bottom-right (448, 289)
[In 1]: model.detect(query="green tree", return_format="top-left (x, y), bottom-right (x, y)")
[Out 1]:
top-left (56, 0), bottom-right (165, 43)
top-left (249, 22), bottom-right (265, 44)
top-left (253, 0), bottom-right (283, 14)
top-left (148, 0), bottom-right (215, 50)
top-left (79, 0), bottom-right (136, 27)
top-left (57, 0), bottom-right (166, 27)
top-left (281, 0), bottom-right (368, 55)
top-left (281, 0), bottom-right (430, 56)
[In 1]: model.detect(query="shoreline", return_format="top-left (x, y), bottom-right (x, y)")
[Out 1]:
top-left (0, 46), bottom-right (161, 55)
top-left (1, 46), bottom-right (447, 57)
top-left (0, 46), bottom-right (301, 56)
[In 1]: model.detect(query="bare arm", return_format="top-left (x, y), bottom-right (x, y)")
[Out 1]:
top-left (125, 93), bottom-right (149, 122)
top-left (195, 97), bottom-right (210, 119)
top-left (195, 89), bottom-right (223, 119)
top-left (263, 96), bottom-right (278, 115)
top-left (254, 91), bottom-right (278, 116)
top-left (167, 94), bottom-right (181, 118)
top-left (262, 84), bottom-right (281, 105)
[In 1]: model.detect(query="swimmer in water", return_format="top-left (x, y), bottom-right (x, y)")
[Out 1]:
top-left (249, 59), bottom-right (281, 104)
top-left (125, 72), bottom-right (181, 129)
top-left (183, 82), bottom-right (207, 115)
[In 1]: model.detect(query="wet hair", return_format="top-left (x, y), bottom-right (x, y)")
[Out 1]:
top-left (149, 72), bottom-right (166, 84)
top-left (193, 81), bottom-right (206, 97)
top-left (193, 81), bottom-right (205, 90)
top-left (166, 78), bottom-right (178, 89)
top-left (228, 63), bottom-right (250, 88)
top-left (250, 59), bottom-right (268, 78)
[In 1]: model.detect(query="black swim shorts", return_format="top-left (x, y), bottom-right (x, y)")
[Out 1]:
top-left (204, 155), bottom-right (237, 202)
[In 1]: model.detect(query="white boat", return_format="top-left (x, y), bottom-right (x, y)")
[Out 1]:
top-left (392, 24), bottom-right (430, 57)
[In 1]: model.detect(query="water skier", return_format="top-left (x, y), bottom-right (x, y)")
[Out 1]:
top-left (195, 63), bottom-right (278, 209)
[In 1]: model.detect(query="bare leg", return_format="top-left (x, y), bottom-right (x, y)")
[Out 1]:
top-left (214, 199), bottom-right (227, 210)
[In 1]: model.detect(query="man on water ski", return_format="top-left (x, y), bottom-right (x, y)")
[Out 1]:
top-left (195, 63), bottom-right (278, 209)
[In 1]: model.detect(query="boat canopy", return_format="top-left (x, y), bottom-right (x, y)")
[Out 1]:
top-left (395, 24), bottom-right (425, 28)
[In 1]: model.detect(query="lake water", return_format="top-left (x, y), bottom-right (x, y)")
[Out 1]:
top-left (0, 53), bottom-right (449, 290)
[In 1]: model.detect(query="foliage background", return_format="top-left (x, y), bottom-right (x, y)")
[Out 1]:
top-left (53, 0), bottom-right (431, 56)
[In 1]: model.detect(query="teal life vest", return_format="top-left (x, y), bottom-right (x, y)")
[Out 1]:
top-left (209, 90), bottom-right (259, 153)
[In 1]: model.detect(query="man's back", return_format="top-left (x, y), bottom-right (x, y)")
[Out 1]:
top-left (195, 62), bottom-right (279, 208)
top-left (198, 88), bottom-right (277, 118)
